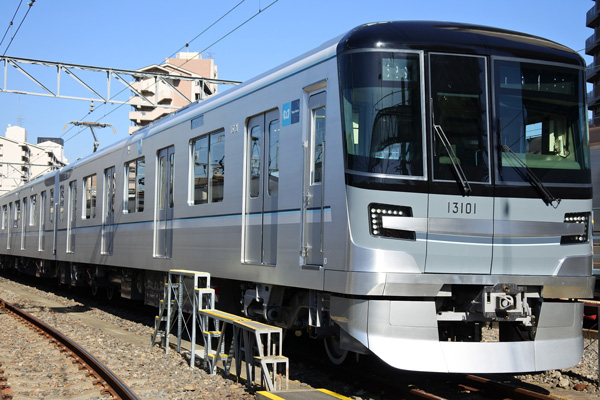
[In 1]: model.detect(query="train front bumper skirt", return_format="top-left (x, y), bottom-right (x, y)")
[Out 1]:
top-left (330, 297), bottom-right (584, 373)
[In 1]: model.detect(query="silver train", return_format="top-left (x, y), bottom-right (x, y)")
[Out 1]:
top-left (0, 21), bottom-right (594, 373)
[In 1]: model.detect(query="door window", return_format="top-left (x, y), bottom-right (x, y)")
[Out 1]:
top-left (430, 54), bottom-right (490, 183)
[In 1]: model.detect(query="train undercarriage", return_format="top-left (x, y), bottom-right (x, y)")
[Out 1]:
top-left (0, 253), bottom-right (573, 370)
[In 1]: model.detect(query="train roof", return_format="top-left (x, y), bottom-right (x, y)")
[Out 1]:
top-left (337, 21), bottom-right (584, 67)
top-left (5, 20), bottom-right (584, 195)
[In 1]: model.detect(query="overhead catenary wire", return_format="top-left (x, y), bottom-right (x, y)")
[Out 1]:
top-left (0, 0), bottom-right (24, 50)
top-left (2, 0), bottom-right (35, 57)
top-left (61, 0), bottom-right (280, 151)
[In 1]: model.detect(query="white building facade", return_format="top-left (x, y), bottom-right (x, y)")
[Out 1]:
top-left (0, 125), bottom-right (67, 195)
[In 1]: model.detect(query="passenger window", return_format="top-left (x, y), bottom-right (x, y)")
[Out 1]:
top-left (49, 189), bottom-right (55, 224)
top-left (312, 107), bottom-right (326, 184)
top-left (1, 205), bottom-right (6, 230)
top-left (190, 129), bottom-right (225, 204)
top-left (29, 195), bottom-right (37, 226)
top-left (69, 181), bottom-right (77, 223)
top-left (124, 158), bottom-right (145, 213)
top-left (169, 153), bottom-right (175, 208)
top-left (249, 126), bottom-right (261, 198)
top-left (83, 174), bottom-right (97, 219)
top-left (14, 200), bottom-right (20, 228)
top-left (268, 120), bottom-right (280, 195)
top-left (59, 185), bottom-right (65, 222)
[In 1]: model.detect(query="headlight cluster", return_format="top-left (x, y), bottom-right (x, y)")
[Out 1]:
top-left (369, 203), bottom-right (415, 240)
top-left (560, 212), bottom-right (590, 245)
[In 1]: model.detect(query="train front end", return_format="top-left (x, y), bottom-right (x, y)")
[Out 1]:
top-left (332, 22), bottom-right (594, 373)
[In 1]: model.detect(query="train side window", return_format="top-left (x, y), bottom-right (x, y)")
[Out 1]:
top-left (124, 157), bottom-right (145, 213)
top-left (69, 181), bottom-right (77, 223)
top-left (1, 205), bottom-right (6, 230)
top-left (29, 195), bottom-right (37, 226)
top-left (59, 185), bottom-right (65, 222)
top-left (49, 189), bottom-right (54, 224)
top-left (268, 120), bottom-right (280, 195)
top-left (249, 125), bottom-right (261, 198)
top-left (83, 174), bottom-right (97, 219)
top-left (311, 107), bottom-right (326, 184)
top-left (190, 129), bottom-right (225, 204)
top-left (14, 200), bottom-right (20, 228)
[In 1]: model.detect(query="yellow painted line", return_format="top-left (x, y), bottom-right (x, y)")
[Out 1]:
top-left (549, 394), bottom-right (575, 400)
top-left (256, 391), bottom-right (285, 400)
top-left (317, 388), bottom-right (353, 399)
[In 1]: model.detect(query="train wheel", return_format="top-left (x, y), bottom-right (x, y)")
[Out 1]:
top-left (91, 285), bottom-right (99, 297)
top-left (106, 285), bottom-right (116, 301)
top-left (324, 334), bottom-right (348, 365)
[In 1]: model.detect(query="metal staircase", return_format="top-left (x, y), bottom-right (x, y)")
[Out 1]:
top-left (152, 269), bottom-right (288, 391)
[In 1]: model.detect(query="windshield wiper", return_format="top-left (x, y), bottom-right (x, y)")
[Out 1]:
top-left (501, 145), bottom-right (561, 208)
top-left (433, 124), bottom-right (472, 196)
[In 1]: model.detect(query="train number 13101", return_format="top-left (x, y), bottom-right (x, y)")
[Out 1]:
top-left (447, 202), bottom-right (477, 215)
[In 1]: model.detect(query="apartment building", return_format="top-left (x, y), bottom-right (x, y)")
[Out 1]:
top-left (0, 125), bottom-right (67, 195)
top-left (128, 52), bottom-right (218, 134)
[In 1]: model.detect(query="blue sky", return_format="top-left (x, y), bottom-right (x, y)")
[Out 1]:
top-left (0, 0), bottom-right (593, 162)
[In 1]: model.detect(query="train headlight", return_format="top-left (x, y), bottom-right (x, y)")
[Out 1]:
top-left (560, 212), bottom-right (590, 245)
top-left (368, 203), bottom-right (415, 240)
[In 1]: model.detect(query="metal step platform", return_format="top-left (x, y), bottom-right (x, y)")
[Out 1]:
top-left (256, 389), bottom-right (351, 400)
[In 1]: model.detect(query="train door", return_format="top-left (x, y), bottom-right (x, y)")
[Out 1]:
top-left (102, 166), bottom-right (115, 255)
top-left (67, 180), bottom-right (77, 253)
top-left (155, 146), bottom-right (175, 258)
top-left (243, 110), bottom-right (279, 265)
top-left (426, 53), bottom-right (493, 274)
top-left (301, 91), bottom-right (326, 268)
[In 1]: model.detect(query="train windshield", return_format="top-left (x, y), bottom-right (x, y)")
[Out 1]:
top-left (495, 59), bottom-right (590, 184)
top-left (340, 52), bottom-right (424, 178)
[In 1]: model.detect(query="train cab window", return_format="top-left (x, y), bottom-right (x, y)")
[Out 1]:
top-left (59, 185), bottom-right (65, 222)
top-left (124, 158), bottom-right (145, 213)
top-left (29, 195), bottom-right (37, 226)
top-left (49, 188), bottom-right (54, 224)
top-left (430, 54), bottom-right (490, 183)
top-left (190, 129), bottom-right (225, 204)
top-left (340, 51), bottom-right (425, 178)
top-left (83, 174), bottom-right (97, 219)
top-left (14, 200), bottom-right (20, 228)
top-left (494, 59), bottom-right (590, 184)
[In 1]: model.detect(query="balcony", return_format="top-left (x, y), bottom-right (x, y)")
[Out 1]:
top-left (586, 33), bottom-right (600, 55)
top-left (588, 89), bottom-right (600, 109)
top-left (588, 5), bottom-right (600, 28)
top-left (130, 80), bottom-right (174, 104)
top-left (587, 61), bottom-right (600, 83)
top-left (129, 107), bottom-right (171, 125)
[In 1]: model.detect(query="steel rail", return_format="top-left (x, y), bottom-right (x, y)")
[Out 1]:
top-left (0, 298), bottom-right (139, 400)
top-left (463, 375), bottom-right (557, 400)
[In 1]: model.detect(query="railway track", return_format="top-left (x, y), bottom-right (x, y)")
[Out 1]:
top-left (285, 335), bottom-right (576, 400)
top-left (0, 297), bottom-right (139, 400)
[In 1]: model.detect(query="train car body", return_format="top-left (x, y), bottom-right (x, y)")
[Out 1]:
top-left (0, 21), bottom-right (594, 373)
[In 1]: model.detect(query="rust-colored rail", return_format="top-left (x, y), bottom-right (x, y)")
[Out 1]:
top-left (0, 298), bottom-right (139, 400)
top-left (463, 375), bottom-right (557, 400)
